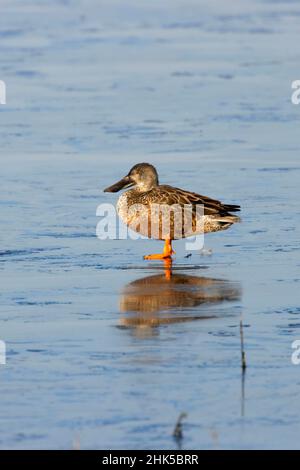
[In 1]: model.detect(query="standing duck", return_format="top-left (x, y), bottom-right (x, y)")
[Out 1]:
top-left (104, 163), bottom-right (240, 260)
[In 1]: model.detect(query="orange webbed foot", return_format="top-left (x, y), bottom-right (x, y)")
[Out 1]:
top-left (143, 253), bottom-right (172, 260)
top-left (143, 239), bottom-right (175, 260)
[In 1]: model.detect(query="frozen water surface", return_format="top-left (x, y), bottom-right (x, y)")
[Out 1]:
top-left (0, 0), bottom-right (300, 449)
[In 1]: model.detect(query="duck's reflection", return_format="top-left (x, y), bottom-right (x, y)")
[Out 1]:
top-left (119, 261), bottom-right (241, 338)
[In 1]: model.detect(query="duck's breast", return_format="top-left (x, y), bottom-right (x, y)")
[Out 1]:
top-left (117, 191), bottom-right (153, 238)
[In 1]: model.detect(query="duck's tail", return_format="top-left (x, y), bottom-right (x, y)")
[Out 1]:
top-left (217, 214), bottom-right (241, 224)
top-left (222, 203), bottom-right (240, 213)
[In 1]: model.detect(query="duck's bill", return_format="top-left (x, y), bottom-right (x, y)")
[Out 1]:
top-left (104, 176), bottom-right (134, 192)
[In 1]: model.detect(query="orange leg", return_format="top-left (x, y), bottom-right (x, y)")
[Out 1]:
top-left (144, 239), bottom-right (175, 261)
top-left (163, 258), bottom-right (173, 280)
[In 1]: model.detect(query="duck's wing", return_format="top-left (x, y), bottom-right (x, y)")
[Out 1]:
top-left (149, 185), bottom-right (240, 216)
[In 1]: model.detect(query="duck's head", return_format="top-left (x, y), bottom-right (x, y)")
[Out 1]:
top-left (104, 163), bottom-right (159, 193)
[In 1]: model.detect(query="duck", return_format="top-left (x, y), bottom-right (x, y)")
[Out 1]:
top-left (104, 163), bottom-right (240, 260)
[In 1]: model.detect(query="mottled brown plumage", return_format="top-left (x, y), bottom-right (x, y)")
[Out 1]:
top-left (123, 183), bottom-right (240, 217)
